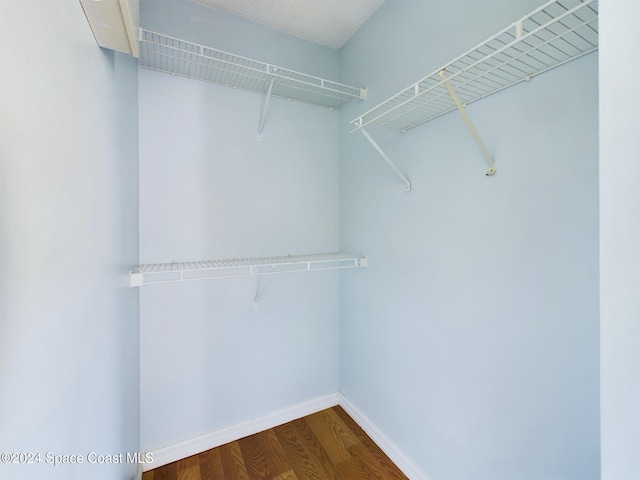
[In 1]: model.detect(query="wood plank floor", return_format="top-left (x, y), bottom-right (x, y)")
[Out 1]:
top-left (142, 406), bottom-right (408, 480)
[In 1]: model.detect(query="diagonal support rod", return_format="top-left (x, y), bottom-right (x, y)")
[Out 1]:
top-left (360, 127), bottom-right (411, 192)
top-left (438, 70), bottom-right (497, 176)
top-left (253, 267), bottom-right (275, 309)
top-left (257, 77), bottom-right (275, 141)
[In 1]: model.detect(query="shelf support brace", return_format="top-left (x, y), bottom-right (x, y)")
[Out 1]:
top-left (438, 70), bottom-right (496, 176)
top-left (360, 127), bottom-right (411, 192)
top-left (253, 267), bottom-right (275, 309)
top-left (257, 77), bottom-right (275, 141)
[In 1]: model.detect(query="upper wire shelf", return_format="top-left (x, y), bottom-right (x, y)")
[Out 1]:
top-left (129, 253), bottom-right (368, 286)
top-left (139, 29), bottom-right (367, 109)
top-left (351, 0), bottom-right (598, 132)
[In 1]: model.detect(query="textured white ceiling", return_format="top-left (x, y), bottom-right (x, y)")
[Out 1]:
top-left (192, 0), bottom-right (385, 49)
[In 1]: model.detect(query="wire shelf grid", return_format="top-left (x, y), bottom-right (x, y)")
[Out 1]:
top-left (130, 253), bottom-right (367, 286)
top-left (351, 0), bottom-right (598, 132)
top-left (139, 29), bottom-right (366, 109)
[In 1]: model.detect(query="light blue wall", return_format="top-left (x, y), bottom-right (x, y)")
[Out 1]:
top-left (0, 2), bottom-right (139, 480)
top-left (339, 1), bottom-right (600, 479)
top-left (599, 1), bottom-right (640, 478)
top-left (139, 1), bottom-right (341, 452)
top-left (0, 1), bottom-right (610, 478)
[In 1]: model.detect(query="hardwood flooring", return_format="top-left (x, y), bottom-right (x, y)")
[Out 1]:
top-left (142, 406), bottom-right (408, 480)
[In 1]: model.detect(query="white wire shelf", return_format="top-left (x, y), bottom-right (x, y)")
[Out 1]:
top-left (129, 253), bottom-right (368, 287)
top-left (351, 0), bottom-right (598, 133)
top-left (139, 29), bottom-right (367, 110)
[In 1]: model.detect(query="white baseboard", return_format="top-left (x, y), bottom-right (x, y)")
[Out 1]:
top-left (336, 393), bottom-right (431, 480)
top-left (143, 392), bottom-right (341, 471)
top-left (142, 391), bottom-right (429, 479)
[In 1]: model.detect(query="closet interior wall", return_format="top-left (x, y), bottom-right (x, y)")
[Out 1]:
top-left (339, 0), bottom-right (599, 479)
top-left (1, 2), bottom-right (140, 480)
top-left (5, 0), bottom-right (632, 479)
top-left (599, 1), bottom-right (640, 477)
top-left (139, 0), bottom-right (342, 453)
top-left (138, 0), bottom-right (600, 477)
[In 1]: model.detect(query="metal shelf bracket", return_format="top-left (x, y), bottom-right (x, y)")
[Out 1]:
top-left (437, 70), bottom-right (497, 176)
top-left (360, 127), bottom-right (411, 192)
top-left (257, 73), bottom-right (275, 141)
top-left (253, 268), bottom-right (274, 309)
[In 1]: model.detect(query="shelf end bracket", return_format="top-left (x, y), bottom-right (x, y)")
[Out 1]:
top-left (360, 127), bottom-right (411, 192)
top-left (130, 272), bottom-right (144, 288)
top-left (438, 70), bottom-right (496, 176)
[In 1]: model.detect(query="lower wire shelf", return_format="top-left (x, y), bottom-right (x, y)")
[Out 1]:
top-left (129, 253), bottom-right (367, 287)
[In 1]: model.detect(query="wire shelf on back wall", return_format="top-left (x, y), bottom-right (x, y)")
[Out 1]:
top-left (351, 0), bottom-right (598, 133)
top-left (129, 253), bottom-right (368, 287)
top-left (139, 29), bottom-right (367, 109)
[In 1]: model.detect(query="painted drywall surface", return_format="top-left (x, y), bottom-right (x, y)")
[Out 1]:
top-left (599, 1), bottom-right (640, 478)
top-left (139, 2), bottom-right (341, 452)
top-left (339, 1), bottom-right (599, 479)
top-left (0, 2), bottom-right (139, 480)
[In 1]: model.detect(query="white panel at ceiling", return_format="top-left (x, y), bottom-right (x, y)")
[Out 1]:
top-left (80, 0), bottom-right (140, 57)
